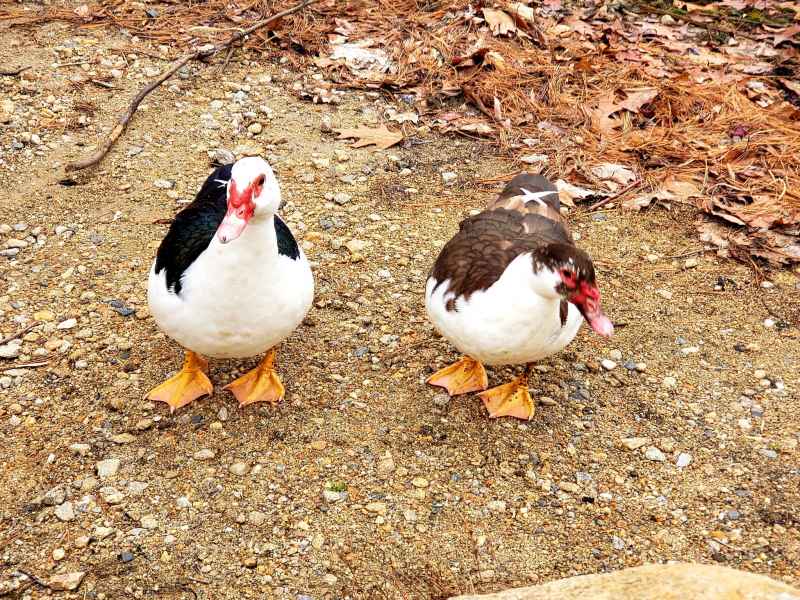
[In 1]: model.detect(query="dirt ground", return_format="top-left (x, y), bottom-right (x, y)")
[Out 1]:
top-left (1, 17), bottom-right (799, 600)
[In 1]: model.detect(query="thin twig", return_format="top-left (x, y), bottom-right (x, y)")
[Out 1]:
top-left (0, 65), bottom-right (30, 76)
top-left (663, 249), bottom-right (704, 260)
top-left (64, 0), bottom-right (320, 172)
top-left (760, 296), bottom-right (799, 328)
top-left (90, 79), bottom-right (117, 89)
top-left (14, 569), bottom-right (49, 590)
top-left (54, 60), bottom-right (90, 68)
top-left (7, 361), bottom-right (50, 369)
top-left (0, 321), bottom-right (39, 346)
top-left (587, 179), bottom-right (642, 211)
top-left (218, 45), bottom-right (236, 73)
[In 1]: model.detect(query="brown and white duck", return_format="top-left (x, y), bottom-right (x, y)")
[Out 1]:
top-left (424, 173), bottom-right (613, 420)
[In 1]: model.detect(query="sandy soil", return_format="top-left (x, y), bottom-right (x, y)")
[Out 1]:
top-left (1, 17), bottom-right (798, 600)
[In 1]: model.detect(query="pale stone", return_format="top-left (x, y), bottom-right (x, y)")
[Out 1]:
top-left (449, 563), bottom-right (800, 600)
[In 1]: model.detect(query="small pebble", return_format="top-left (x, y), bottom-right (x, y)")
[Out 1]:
top-left (645, 447), bottom-right (666, 462)
top-left (54, 502), bottom-right (75, 522)
top-left (248, 511), bottom-right (267, 526)
top-left (229, 462), bottom-right (250, 476)
top-left (96, 458), bottom-right (121, 478)
top-left (140, 515), bottom-right (158, 529)
top-left (194, 449), bottom-right (215, 461)
top-left (441, 172), bottom-right (457, 185)
top-left (621, 437), bottom-right (650, 451)
top-left (366, 502), bottom-right (387, 515)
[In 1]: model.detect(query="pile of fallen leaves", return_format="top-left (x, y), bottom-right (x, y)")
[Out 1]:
top-left (2, 0), bottom-right (799, 266)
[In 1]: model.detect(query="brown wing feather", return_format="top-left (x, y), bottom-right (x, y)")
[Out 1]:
top-left (487, 173), bottom-right (565, 226)
top-left (430, 208), bottom-right (573, 301)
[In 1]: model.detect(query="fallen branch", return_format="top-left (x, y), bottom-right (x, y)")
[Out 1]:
top-left (0, 65), bottom-right (30, 76)
top-left (13, 569), bottom-right (49, 591)
top-left (634, 1), bottom-right (787, 30)
top-left (587, 179), bottom-right (642, 211)
top-left (0, 321), bottom-right (39, 346)
top-left (64, 0), bottom-right (320, 172)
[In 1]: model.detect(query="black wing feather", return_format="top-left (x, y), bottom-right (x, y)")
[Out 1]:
top-left (154, 164), bottom-right (232, 294)
top-left (274, 215), bottom-right (300, 260)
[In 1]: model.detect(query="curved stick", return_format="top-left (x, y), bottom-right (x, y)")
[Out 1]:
top-left (65, 0), bottom-right (319, 172)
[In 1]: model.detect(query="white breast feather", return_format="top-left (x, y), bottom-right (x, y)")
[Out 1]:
top-left (148, 216), bottom-right (313, 359)
top-left (425, 253), bottom-right (583, 366)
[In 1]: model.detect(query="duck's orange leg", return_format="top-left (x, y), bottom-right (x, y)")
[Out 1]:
top-left (427, 356), bottom-right (488, 396)
top-left (146, 351), bottom-right (213, 413)
top-left (478, 364), bottom-right (535, 420)
top-left (224, 349), bottom-right (285, 407)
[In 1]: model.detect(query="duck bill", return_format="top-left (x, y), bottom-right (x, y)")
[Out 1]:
top-left (577, 297), bottom-right (614, 337)
top-left (216, 212), bottom-right (248, 244)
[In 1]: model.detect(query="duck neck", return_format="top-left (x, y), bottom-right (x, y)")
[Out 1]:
top-left (211, 213), bottom-right (277, 269)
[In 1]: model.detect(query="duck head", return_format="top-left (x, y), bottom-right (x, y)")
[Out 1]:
top-left (217, 156), bottom-right (281, 244)
top-left (533, 243), bottom-right (614, 337)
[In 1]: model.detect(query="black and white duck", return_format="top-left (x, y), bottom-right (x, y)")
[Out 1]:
top-left (146, 156), bottom-right (314, 412)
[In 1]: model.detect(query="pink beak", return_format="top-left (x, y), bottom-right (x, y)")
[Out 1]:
top-left (217, 179), bottom-right (256, 244)
top-left (216, 213), bottom-right (248, 244)
top-left (580, 297), bottom-right (614, 337)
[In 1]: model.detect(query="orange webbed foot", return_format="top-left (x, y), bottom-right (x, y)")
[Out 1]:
top-left (146, 351), bottom-right (213, 413)
top-left (427, 356), bottom-right (488, 396)
top-left (478, 366), bottom-right (536, 420)
top-left (224, 349), bottom-right (285, 407)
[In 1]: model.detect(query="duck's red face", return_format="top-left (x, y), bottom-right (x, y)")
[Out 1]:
top-left (217, 174), bottom-right (265, 244)
top-left (559, 267), bottom-right (614, 337)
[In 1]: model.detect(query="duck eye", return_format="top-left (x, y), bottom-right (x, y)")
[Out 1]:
top-left (254, 174), bottom-right (266, 187)
top-left (560, 269), bottom-right (576, 286)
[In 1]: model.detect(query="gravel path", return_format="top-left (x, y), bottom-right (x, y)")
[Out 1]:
top-left (1, 19), bottom-right (798, 600)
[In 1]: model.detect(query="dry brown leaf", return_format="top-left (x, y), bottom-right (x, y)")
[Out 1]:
top-left (624, 178), bottom-right (701, 210)
top-left (711, 196), bottom-right (800, 230)
top-left (73, 4), bottom-right (94, 22)
top-left (334, 126), bottom-right (403, 150)
top-left (780, 78), bottom-right (800, 95)
top-left (555, 180), bottom-right (602, 207)
top-left (618, 88), bottom-right (659, 113)
top-left (458, 122), bottom-right (494, 135)
top-left (483, 8), bottom-right (516, 36)
top-left (589, 88), bottom-right (660, 135)
top-left (674, 1), bottom-right (712, 11)
top-left (772, 24), bottom-right (800, 46)
top-left (507, 2), bottom-right (535, 24)
top-left (589, 93), bottom-right (623, 135)
top-left (664, 178), bottom-right (702, 200)
top-left (592, 163), bottom-right (637, 186)
top-left (623, 193), bottom-right (660, 211)
top-left (698, 219), bottom-right (800, 265)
